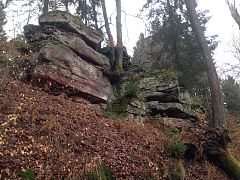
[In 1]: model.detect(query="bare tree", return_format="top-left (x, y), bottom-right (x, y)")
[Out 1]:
top-left (226, 0), bottom-right (240, 29)
top-left (64, 0), bottom-right (69, 12)
top-left (101, 0), bottom-right (113, 46)
top-left (91, 0), bottom-right (98, 29)
top-left (185, 0), bottom-right (226, 130)
top-left (115, 0), bottom-right (123, 73)
top-left (101, 0), bottom-right (115, 70)
top-left (43, 0), bottom-right (49, 13)
top-left (84, 0), bottom-right (87, 25)
top-left (185, 0), bottom-right (240, 179)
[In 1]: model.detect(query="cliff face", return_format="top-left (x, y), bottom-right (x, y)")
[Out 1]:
top-left (24, 11), bottom-right (195, 128)
top-left (24, 11), bottom-right (112, 103)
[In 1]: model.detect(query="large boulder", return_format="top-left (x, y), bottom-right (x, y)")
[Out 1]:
top-left (33, 42), bottom-right (112, 103)
top-left (39, 11), bottom-right (103, 48)
top-left (24, 25), bottom-right (110, 68)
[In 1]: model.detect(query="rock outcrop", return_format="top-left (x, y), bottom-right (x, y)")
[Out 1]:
top-left (24, 11), bottom-right (112, 103)
top-left (120, 70), bottom-right (196, 124)
top-left (24, 11), bottom-right (195, 125)
top-left (39, 10), bottom-right (103, 48)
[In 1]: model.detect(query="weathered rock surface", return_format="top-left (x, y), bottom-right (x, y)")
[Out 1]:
top-left (147, 102), bottom-right (194, 119)
top-left (33, 42), bottom-right (112, 103)
top-left (39, 11), bottom-right (103, 48)
top-left (24, 12), bottom-right (112, 104)
top-left (24, 25), bottom-right (110, 68)
top-left (121, 70), bottom-right (196, 121)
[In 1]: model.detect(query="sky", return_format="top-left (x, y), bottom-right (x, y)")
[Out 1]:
top-left (101, 0), bottom-right (240, 76)
top-left (107, 0), bottom-right (240, 77)
top-left (197, 0), bottom-right (240, 77)
top-left (4, 0), bottom-right (240, 78)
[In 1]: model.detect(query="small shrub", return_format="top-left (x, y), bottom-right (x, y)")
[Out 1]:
top-left (20, 169), bottom-right (36, 180)
top-left (125, 81), bottom-right (139, 98)
top-left (105, 110), bottom-right (127, 120)
top-left (88, 166), bottom-right (115, 180)
top-left (165, 140), bottom-right (187, 158)
top-left (105, 98), bottom-right (128, 120)
top-left (163, 127), bottom-right (180, 137)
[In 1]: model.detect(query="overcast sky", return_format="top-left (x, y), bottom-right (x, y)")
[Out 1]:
top-left (198, 0), bottom-right (239, 73)
top-left (110, 0), bottom-right (240, 70)
top-left (4, 0), bottom-right (240, 78)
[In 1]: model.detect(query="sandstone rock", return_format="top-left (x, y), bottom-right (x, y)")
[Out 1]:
top-left (39, 11), bottom-right (103, 48)
top-left (49, 30), bottom-right (109, 68)
top-left (122, 70), bottom-right (195, 120)
top-left (126, 99), bottom-right (146, 116)
top-left (33, 42), bottom-right (112, 103)
top-left (24, 25), bottom-right (110, 68)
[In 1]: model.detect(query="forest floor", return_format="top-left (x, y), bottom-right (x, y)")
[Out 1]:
top-left (228, 114), bottom-right (240, 161)
top-left (0, 75), bottom-right (236, 179)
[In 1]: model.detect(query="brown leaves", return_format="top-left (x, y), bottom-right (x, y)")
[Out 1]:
top-left (0, 76), bottom-right (230, 179)
top-left (0, 76), bottom-right (165, 179)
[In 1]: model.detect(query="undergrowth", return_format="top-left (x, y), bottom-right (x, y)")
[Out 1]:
top-left (163, 127), bottom-right (187, 158)
top-left (87, 166), bottom-right (115, 180)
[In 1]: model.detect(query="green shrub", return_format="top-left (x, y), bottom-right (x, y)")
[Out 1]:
top-left (88, 166), bottom-right (115, 180)
top-left (105, 98), bottom-right (128, 120)
top-left (20, 169), bottom-right (36, 180)
top-left (163, 127), bottom-right (180, 137)
top-left (165, 140), bottom-right (187, 158)
top-left (105, 109), bottom-right (127, 120)
top-left (125, 81), bottom-right (139, 98)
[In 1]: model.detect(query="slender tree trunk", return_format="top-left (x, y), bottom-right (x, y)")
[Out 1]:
top-left (84, 0), bottom-right (87, 25)
top-left (101, 0), bottom-right (114, 46)
top-left (43, 0), bottom-right (49, 13)
top-left (101, 0), bottom-right (115, 70)
top-left (185, 0), bottom-right (240, 179)
top-left (92, 0), bottom-right (98, 30)
top-left (65, 0), bottom-right (69, 12)
top-left (185, 0), bottom-right (226, 130)
top-left (167, 0), bottom-right (180, 71)
top-left (53, 0), bottom-right (57, 10)
top-left (115, 0), bottom-right (123, 73)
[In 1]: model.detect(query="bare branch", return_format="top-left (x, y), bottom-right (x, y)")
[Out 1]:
top-left (226, 0), bottom-right (240, 29)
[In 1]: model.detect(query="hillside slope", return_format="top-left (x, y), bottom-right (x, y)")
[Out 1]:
top-left (0, 76), bottom-right (228, 179)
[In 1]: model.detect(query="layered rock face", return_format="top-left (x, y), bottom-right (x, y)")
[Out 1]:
top-left (24, 11), bottom-right (112, 103)
top-left (121, 70), bottom-right (196, 127)
top-left (24, 11), bottom-right (195, 128)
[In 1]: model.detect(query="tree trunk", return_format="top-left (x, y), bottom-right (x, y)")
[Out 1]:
top-left (101, 0), bottom-right (115, 70)
top-left (91, 0), bottom-right (98, 30)
top-left (184, 0), bottom-right (226, 130)
top-left (115, 0), bottom-right (123, 74)
top-left (53, 0), bottom-right (57, 11)
top-left (43, 0), bottom-right (49, 13)
top-left (84, 0), bottom-right (87, 25)
top-left (185, 0), bottom-right (240, 179)
top-left (166, 0), bottom-right (180, 71)
top-left (65, 0), bottom-right (69, 12)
